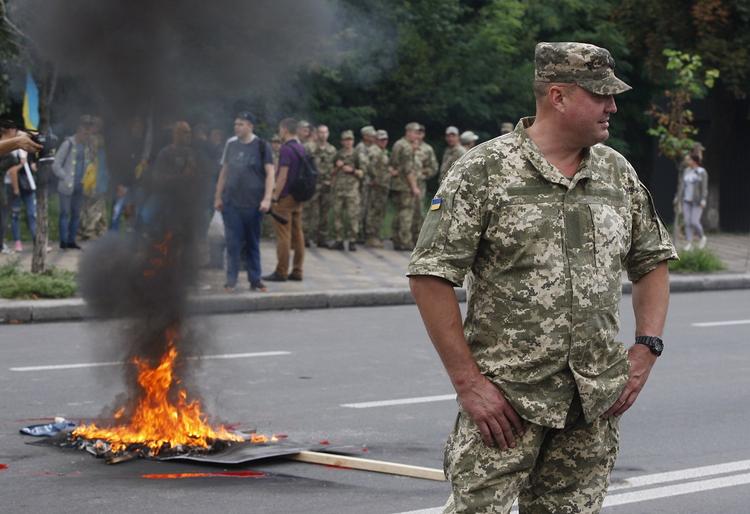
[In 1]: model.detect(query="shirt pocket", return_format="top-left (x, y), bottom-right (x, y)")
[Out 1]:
top-left (589, 203), bottom-right (630, 269)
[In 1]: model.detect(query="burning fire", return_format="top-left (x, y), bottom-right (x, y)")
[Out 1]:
top-left (72, 327), bottom-right (258, 455)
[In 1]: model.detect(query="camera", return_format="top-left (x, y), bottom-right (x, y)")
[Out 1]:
top-left (27, 130), bottom-right (59, 162)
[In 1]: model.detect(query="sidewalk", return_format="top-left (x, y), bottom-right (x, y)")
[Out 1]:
top-left (1, 233), bottom-right (749, 323)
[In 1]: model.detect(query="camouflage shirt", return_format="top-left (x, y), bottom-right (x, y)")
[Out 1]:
top-left (389, 137), bottom-right (416, 192)
top-left (367, 144), bottom-right (391, 188)
top-left (440, 144), bottom-right (467, 183)
top-left (333, 147), bottom-right (363, 194)
top-left (415, 142), bottom-right (439, 184)
top-left (408, 117), bottom-right (678, 428)
top-left (305, 141), bottom-right (337, 186)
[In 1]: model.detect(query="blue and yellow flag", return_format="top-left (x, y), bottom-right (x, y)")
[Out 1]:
top-left (22, 72), bottom-right (39, 131)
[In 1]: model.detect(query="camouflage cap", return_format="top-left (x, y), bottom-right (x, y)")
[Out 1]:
top-left (297, 120), bottom-right (311, 129)
top-left (360, 125), bottom-right (376, 136)
top-left (405, 122), bottom-right (421, 132)
top-left (534, 42), bottom-right (631, 96)
top-left (445, 126), bottom-right (459, 135)
top-left (376, 129), bottom-right (389, 139)
top-left (500, 122), bottom-right (514, 134)
top-left (271, 134), bottom-right (281, 143)
top-left (341, 130), bottom-right (354, 140)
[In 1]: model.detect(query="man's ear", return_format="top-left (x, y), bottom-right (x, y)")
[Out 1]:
top-left (548, 85), bottom-right (569, 113)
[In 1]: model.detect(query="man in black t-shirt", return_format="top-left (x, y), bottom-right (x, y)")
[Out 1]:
top-left (213, 112), bottom-right (274, 292)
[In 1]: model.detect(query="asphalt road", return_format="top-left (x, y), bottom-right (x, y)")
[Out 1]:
top-left (1, 289), bottom-right (749, 514)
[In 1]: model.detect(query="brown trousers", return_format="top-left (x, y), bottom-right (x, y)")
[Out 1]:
top-left (271, 195), bottom-right (305, 278)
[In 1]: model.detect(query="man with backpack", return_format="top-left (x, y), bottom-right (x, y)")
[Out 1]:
top-left (214, 112), bottom-right (274, 292)
top-left (264, 118), bottom-right (307, 282)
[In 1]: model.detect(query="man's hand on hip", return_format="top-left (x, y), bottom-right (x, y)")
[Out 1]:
top-left (603, 344), bottom-right (657, 418)
top-left (457, 374), bottom-right (525, 450)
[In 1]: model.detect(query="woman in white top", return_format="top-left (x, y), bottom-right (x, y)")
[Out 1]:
top-left (676, 154), bottom-right (709, 250)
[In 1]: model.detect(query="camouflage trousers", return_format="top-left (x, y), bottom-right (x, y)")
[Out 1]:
top-left (443, 396), bottom-right (619, 514)
top-left (332, 189), bottom-right (360, 241)
top-left (302, 184), bottom-right (332, 244)
top-left (78, 194), bottom-right (108, 240)
top-left (390, 190), bottom-right (415, 249)
top-left (364, 185), bottom-right (389, 240)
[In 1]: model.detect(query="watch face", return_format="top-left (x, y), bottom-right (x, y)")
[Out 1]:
top-left (653, 339), bottom-right (664, 354)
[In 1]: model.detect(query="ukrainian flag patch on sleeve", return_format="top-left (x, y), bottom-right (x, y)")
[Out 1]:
top-left (430, 197), bottom-right (443, 211)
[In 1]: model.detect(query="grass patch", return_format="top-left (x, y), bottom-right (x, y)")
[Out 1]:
top-left (669, 248), bottom-right (726, 273)
top-left (0, 260), bottom-right (77, 299)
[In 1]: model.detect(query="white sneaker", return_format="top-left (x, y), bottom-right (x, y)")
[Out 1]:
top-left (0, 244), bottom-right (11, 255)
top-left (698, 235), bottom-right (707, 249)
top-left (684, 242), bottom-right (693, 251)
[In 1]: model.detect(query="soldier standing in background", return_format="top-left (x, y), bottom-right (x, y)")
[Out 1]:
top-left (500, 122), bottom-right (514, 135)
top-left (331, 130), bottom-right (364, 251)
top-left (411, 125), bottom-right (438, 245)
top-left (388, 122), bottom-right (421, 251)
top-left (296, 120), bottom-right (313, 145)
top-left (356, 125), bottom-right (376, 243)
top-left (364, 129), bottom-right (391, 248)
top-left (303, 124), bottom-right (337, 248)
top-left (439, 126), bottom-right (466, 184)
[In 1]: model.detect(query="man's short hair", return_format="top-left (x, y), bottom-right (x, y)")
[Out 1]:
top-left (532, 81), bottom-right (575, 100)
top-left (279, 117), bottom-right (298, 134)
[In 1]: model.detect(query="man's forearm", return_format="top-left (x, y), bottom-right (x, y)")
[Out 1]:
top-left (410, 275), bottom-right (481, 392)
top-left (214, 165), bottom-right (227, 202)
top-left (632, 261), bottom-right (670, 337)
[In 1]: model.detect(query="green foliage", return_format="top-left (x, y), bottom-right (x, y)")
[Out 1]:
top-left (647, 49), bottom-right (718, 162)
top-left (0, 260), bottom-right (77, 299)
top-left (668, 248), bottom-right (725, 273)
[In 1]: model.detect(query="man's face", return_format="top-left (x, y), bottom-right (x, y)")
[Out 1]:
top-left (297, 126), bottom-right (311, 140)
top-left (272, 141), bottom-right (281, 152)
top-left (377, 138), bottom-right (388, 149)
top-left (234, 119), bottom-right (252, 138)
top-left (445, 133), bottom-right (458, 146)
top-left (317, 126), bottom-right (329, 143)
top-left (406, 129), bottom-right (418, 143)
top-left (341, 138), bottom-right (354, 150)
top-left (562, 86), bottom-right (617, 146)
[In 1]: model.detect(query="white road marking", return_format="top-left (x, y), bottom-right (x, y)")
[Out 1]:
top-left (341, 394), bottom-right (456, 409)
top-left (9, 351), bottom-right (291, 372)
top-left (692, 319), bottom-right (750, 327)
top-left (393, 458), bottom-right (750, 514)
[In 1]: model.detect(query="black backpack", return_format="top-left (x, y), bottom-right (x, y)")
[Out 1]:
top-left (287, 143), bottom-right (318, 202)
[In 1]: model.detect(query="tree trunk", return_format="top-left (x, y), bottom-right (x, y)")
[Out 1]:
top-left (31, 67), bottom-right (53, 273)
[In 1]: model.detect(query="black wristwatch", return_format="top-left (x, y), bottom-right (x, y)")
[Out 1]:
top-left (635, 335), bottom-right (664, 356)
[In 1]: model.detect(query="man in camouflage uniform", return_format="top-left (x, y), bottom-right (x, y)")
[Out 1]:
top-left (270, 134), bottom-right (281, 168)
top-left (389, 122), bottom-right (421, 251)
top-left (296, 120), bottom-right (313, 145)
top-left (460, 130), bottom-right (479, 150)
top-left (411, 125), bottom-right (439, 245)
top-left (331, 130), bottom-right (364, 251)
top-left (408, 42), bottom-right (678, 514)
top-left (439, 126), bottom-right (466, 184)
top-left (364, 129), bottom-right (391, 247)
top-left (355, 125), bottom-right (376, 241)
top-left (303, 124), bottom-right (337, 247)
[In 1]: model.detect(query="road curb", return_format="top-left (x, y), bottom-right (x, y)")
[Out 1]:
top-left (1, 274), bottom-right (748, 324)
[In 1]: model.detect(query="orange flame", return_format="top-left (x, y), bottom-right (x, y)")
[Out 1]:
top-left (72, 327), bottom-right (251, 454)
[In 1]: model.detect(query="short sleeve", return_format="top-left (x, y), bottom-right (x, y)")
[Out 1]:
top-left (261, 141), bottom-right (273, 166)
top-left (219, 139), bottom-right (231, 166)
top-left (407, 158), bottom-right (488, 286)
top-left (278, 145), bottom-right (292, 167)
top-left (625, 174), bottom-right (679, 282)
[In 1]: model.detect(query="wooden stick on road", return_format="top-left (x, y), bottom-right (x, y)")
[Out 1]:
top-left (286, 451), bottom-right (446, 481)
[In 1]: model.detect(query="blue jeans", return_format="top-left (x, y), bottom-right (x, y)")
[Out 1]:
top-left (110, 194), bottom-right (127, 232)
top-left (222, 204), bottom-right (263, 287)
top-left (10, 189), bottom-right (37, 241)
top-left (59, 189), bottom-right (84, 245)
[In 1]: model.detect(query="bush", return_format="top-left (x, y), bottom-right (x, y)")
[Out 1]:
top-left (0, 261), bottom-right (77, 299)
top-left (669, 248), bottom-right (725, 273)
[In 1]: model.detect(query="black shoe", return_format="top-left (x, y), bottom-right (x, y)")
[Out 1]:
top-left (262, 272), bottom-right (287, 282)
top-left (250, 281), bottom-right (268, 292)
top-left (304, 238), bottom-right (310, 248)
top-left (59, 241), bottom-right (68, 250)
top-left (348, 242), bottom-right (357, 252)
top-left (316, 240), bottom-right (329, 249)
top-left (288, 273), bottom-right (303, 281)
top-left (330, 241), bottom-right (345, 251)
top-left (68, 242), bottom-right (82, 250)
